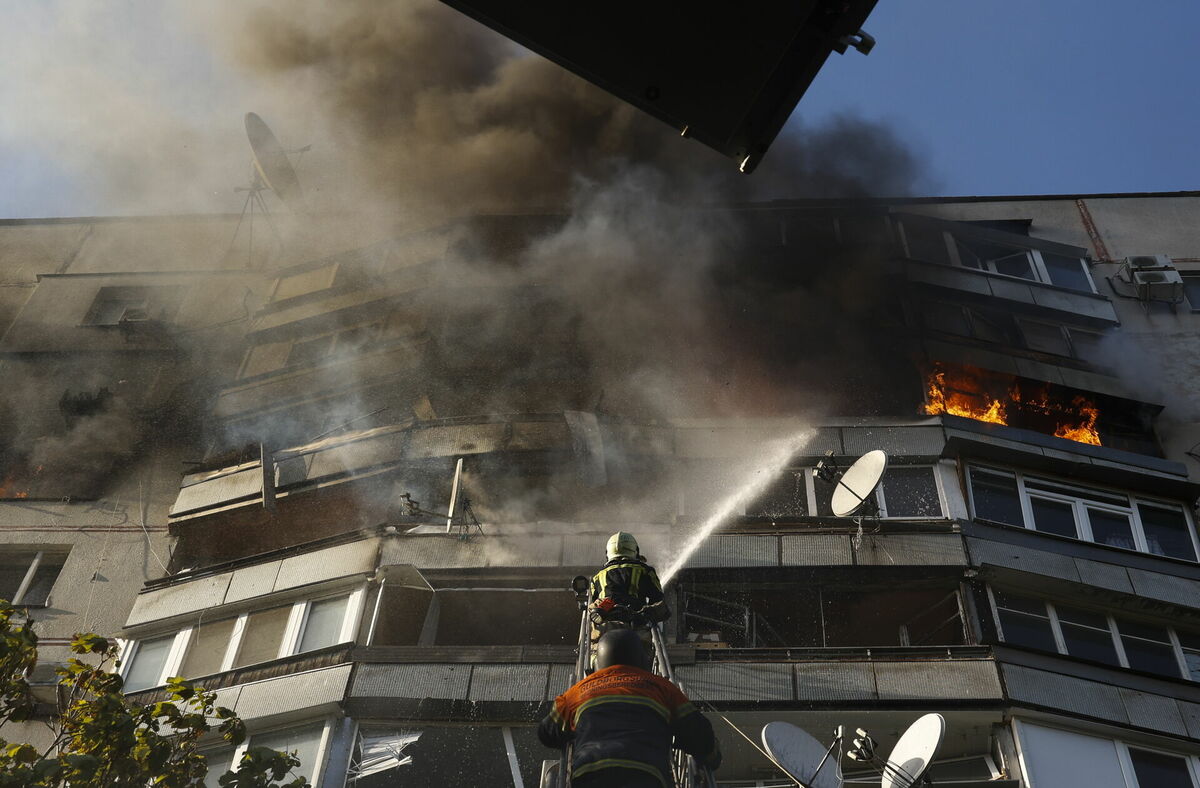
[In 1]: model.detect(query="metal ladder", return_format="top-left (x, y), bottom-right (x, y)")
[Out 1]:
top-left (540, 585), bottom-right (717, 788)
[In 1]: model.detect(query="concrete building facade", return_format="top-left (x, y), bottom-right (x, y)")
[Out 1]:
top-left (3, 192), bottom-right (1200, 786)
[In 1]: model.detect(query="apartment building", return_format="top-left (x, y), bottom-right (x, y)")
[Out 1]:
top-left (3, 192), bottom-right (1199, 787)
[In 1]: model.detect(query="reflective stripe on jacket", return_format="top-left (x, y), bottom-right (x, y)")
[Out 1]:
top-left (591, 558), bottom-right (665, 608)
top-left (537, 665), bottom-right (719, 786)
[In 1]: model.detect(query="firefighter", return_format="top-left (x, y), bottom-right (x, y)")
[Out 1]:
top-left (591, 531), bottom-right (670, 625)
top-left (538, 628), bottom-right (721, 787)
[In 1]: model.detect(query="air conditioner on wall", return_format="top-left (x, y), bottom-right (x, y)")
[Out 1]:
top-left (1132, 267), bottom-right (1185, 302)
top-left (1125, 254), bottom-right (1175, 270)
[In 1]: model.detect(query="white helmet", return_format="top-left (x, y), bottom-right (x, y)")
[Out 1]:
top-left (606, 531), bottom-right (639, 561)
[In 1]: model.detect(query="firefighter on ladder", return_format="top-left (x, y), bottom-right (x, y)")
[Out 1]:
top-left (589, 532), bottom-right (670, 668)
top-left (539, 628), bottom-right (721, 787)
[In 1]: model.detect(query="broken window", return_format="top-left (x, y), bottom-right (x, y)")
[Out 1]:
top-left (348, 725), bottom-right (542, 787)
top-left (0, 548), bottom-right (67, 607)
top-left (432, 589), bottom-right (580, 646)
top-left (82, 285), bottom-right (182, 326)
top-left (747, 465), bottom-right (943, 520)
top-left (878, 467), bottom-right (942, 518)
top-left (681, 584), bottom-right (964, 649)
top-left (746, 470), bottom-right (809, 518)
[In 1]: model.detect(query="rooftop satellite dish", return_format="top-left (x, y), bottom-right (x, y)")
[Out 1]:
top-left (244, 112), bottom-right (303, 204)
top-left (881, 713), bottom-right (945, 788)
top-left (830, 449), bottom-right (888, 518)
top-left (761, 722), bottom-right (841, 788)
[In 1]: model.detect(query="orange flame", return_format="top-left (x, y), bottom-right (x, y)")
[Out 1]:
top-left (924, 365), bottom-right (1102, 446)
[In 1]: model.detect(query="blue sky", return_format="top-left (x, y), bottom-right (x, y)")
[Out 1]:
top-left (1, 1), bottom-right (1198, 218)
top-left (798, 0), bottom-right (1200, 196)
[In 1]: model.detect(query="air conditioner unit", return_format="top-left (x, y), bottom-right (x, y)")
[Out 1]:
top-left (1125, 254), bottom-right (1175, 270)
top-left (1132, 267), bottom-right (1184, 302)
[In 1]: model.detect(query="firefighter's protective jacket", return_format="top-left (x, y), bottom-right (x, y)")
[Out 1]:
top-left (591, 557), bottom-right (670, 622)
top-left (537, 665), bottom-right (720, 786)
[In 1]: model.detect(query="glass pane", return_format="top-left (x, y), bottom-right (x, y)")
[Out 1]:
top-left (233, 606), bottom-right (292, 668)
top-left (1060, 622), bottom-right (1120, 666)
top-left (1019, 320), bottom-right (1071, 356)
top-left (1119, 619), bottom-right (1171, 643)
top-left (903, 225), bottom-right (951, 265)
top-left (1184, 275), bottom-right (1200, 311)
top-left (179, 618), bottom-right (238, 679)
top-left (1024, 477), bottom-right (1128, 508)
top-left (1030, 497), bottom-right (1077, 538)
top-left (1138, 504), bottom-right (1197, 561)
top-left (1054, 605), bottom-right (1108, 629)
top-left (992, 251), bottom-right (1036, 280)
top-left (922, 301), bottom-right (971, 336)
top-left (254, 722), bottom-right (325, 784)
top-left (747, 470), bottom-right (808, 518)
top-left (993, 590), bottom-right (1047, 616)
top-left (1177, 630), bottom-right (1200, 651)
top-left (201, 748), bottom-right (236, 788)
top-left (1041, 253), bottom-right (1093, 293)
top-left (286, 335), bottom-right (334, 367)
top-left (1183, 650), bottom-right (1200, 682)
top-left (0, 561), bottom-right (25, 602)
top-left (1088, 509), bottom-right (1137, 551)
top-left (124, 634), bottom-right (175, 692)
top-left (349, 726), bottom-right (512, 786)
top-left (1121, 635), bottom-right (1182, 678)
top-left (970, 470), bottom-right (1024, 526)
top-left (997, 609), bottom-right (1057, 652)
top-left (1068, 329), bottom-right (1107, 364)
top-left (298, 595), bottom-right (349, 653)
top-left (1129, 747), bottom-right (1194, 788)
top-left (881, 467), bottom-right (941, 518)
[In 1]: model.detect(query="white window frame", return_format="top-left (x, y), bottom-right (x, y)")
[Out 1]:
top-left (1012, 719), bottom-right (1200, 788)
top-left (121, 587), bottom-right (365, 690)
top-left (217, 717), bottom-right (335, 788)
top-left (965, 464), bottom-right (1200, 562)
top-left (899, 223), bottom-right (1097, 294)
top-left (736, 464), bottom-right (947, 520)
top-left (988, 586), bottom-right (1196, 681)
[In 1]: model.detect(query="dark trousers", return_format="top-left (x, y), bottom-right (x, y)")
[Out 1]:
top-left (573, 767), bottom-right (664, 788)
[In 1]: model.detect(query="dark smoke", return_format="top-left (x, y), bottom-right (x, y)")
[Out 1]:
top-left (214, 0), bottom-right (925, 218)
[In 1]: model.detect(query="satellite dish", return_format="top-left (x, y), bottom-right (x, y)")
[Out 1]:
top-left (761, 722), bottom-right (841, 788)
top-left (245, 112), bottom-right (303, 204)
top-left (881, 713), bottom-right (945, 788)
top-left (831, 449), bottom-right (888, 518)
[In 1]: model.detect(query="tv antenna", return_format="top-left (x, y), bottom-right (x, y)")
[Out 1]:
top-left (761, 721), bottom-right (842, 788)
top-left (844, 713), bottom-right (946, 788)
top-left (226, 112), bottom-right (309, 269)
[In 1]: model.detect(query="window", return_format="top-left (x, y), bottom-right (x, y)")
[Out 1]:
top-left (272, 264), bottom-right (337, 302)
top-left (348, 725), bottom-right (549, 787)
top-left (214, 720), bottom-right (331, 787)
top-left (967, 466), bottom-right (1199, 561)
top-left (122, 589), bottom-right (362, 691)
top-left (746, 464), bottom-right (945, 520)
top-left (1128, 748), bottom-right (1196, 788)
top-left (1182, 273), bottom-right (1200, 312)
top-left (991, 588), bottom-right (1200, 682)
top-left (1015, 722), bottom-right (1200, 788)
top-left (123, 633), bottom-right (181, 692)
top-left (900, 222), bottom-right (1095, 293)
top-left (0, 549), bottom-right (67, 607)
top-left (82, 286), bottom-right (182, 326)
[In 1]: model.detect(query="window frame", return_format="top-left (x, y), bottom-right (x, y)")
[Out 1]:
top-left (1, 548), bottom-right (68, 607)
top-left (1012, 719), bottom-right (1200, 788)
top-left (899, 222), bottom-right (1097, 294)
top-left (988, 586), bottom-right (1195, 681)
top-left (738, 463), bottom-right (948, 520)
top-left (213, 718), bottom-right (334, 787)
top-left (965, 464), bottom-right (1200, 562)
top-left (120, 587), bottom-right (364, 691)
